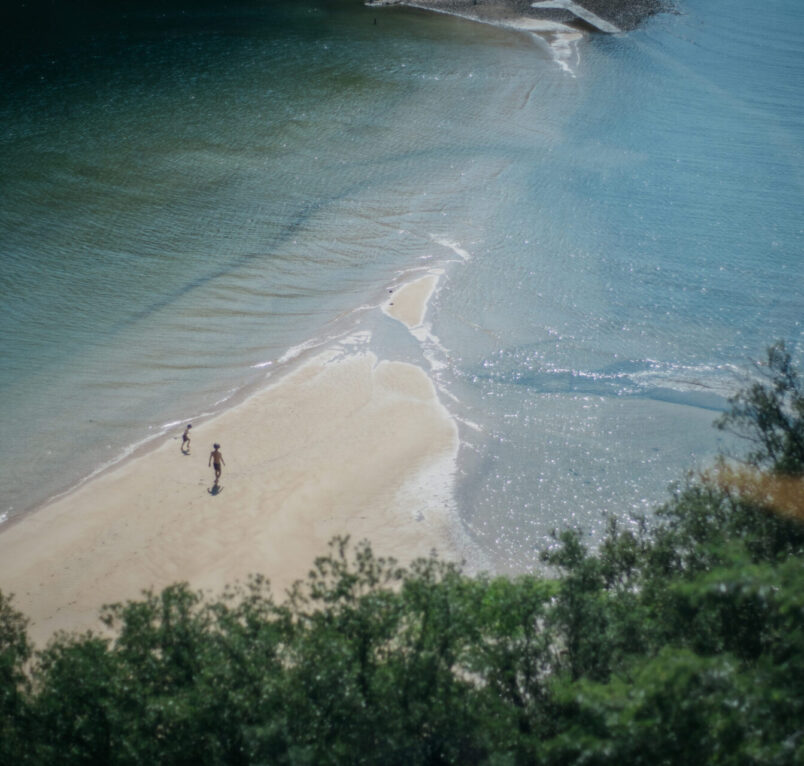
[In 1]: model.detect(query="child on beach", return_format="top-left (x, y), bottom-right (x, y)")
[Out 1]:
top-left (181, 424), bottom-right (192, 453)
top-left (209, 443), bottom-right (225, 485)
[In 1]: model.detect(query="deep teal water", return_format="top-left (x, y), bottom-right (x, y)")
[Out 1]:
top-left (1, 0), bottom-right (801, 570)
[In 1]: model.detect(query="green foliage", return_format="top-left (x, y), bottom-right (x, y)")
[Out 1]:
top-left (649, 476), bottom-right (804, 575)
top-left (716, 340), bottom-right (804, 476)
top-left (541, 530), bottom-right (612, 683)
top-left (546, 555), bottom-right (804, 766)
top-left (2, 343), bottom-right (804, 764)
top-left (0, 591), bottom-right (32, 765)
top-left (5, 525), bottom-right (804, 765)
top-left (548, 649), bottom-right (756, 766)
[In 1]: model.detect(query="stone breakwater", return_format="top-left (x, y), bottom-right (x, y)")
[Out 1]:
top-left (367, 0), bottom-right (671, 32)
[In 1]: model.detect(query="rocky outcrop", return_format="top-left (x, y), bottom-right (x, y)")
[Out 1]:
top-left (367, 0), bottom-right (672, 33)
top-left (570, 0), bottom-right (670, 30)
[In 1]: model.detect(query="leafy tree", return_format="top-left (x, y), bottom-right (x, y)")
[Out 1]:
top-left (716, 340), bottom-right (804, 476)
top-left (0, 591), bottom-right (32, 765)
top-left (30, 633), bottom-right (117, 766)
top-left (541, 530), bottom-right (612, 683)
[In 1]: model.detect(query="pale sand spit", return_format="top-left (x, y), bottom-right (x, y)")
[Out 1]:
top-left (384, 273), bottom-right (440, 329)
top-left (0, 279), bottom-right (460, 647)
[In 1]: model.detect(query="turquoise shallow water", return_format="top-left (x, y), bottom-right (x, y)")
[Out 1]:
top-left (1, 0), bottom-right (802, 571)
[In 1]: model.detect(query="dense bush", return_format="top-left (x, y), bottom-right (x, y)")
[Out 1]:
top-left (1, 343), bottom-right (802, 765)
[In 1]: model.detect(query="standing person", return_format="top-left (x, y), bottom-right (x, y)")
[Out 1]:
top-left (181, 424), bottom-right (192, 453)
top-left (209, 443), bottom-right (225, 485)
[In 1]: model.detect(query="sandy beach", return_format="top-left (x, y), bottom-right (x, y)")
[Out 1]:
top-left (0, 273), bottom-right (462, 647)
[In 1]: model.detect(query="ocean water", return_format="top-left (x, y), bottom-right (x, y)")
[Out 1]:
top-left (1, 0), bottom-right (802, 572)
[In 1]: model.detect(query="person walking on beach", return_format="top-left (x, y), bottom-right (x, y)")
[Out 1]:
top-left (181, 424), bottom-right (192, 453)
top-left (209, 443), bottom-right (225, 485)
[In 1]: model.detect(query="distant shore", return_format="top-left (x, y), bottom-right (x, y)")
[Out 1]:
top-left (369, 0), bottom-right (671, 32)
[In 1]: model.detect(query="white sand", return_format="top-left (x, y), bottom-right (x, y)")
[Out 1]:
top-left (0, 278), bottom-right (460, 646)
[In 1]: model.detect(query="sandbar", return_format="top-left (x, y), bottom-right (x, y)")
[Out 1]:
top-left (383, 273), bottom-right (440, 329)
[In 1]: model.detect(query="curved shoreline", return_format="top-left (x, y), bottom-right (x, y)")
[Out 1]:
top-left (0, 273), bottom-right (469, 647)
